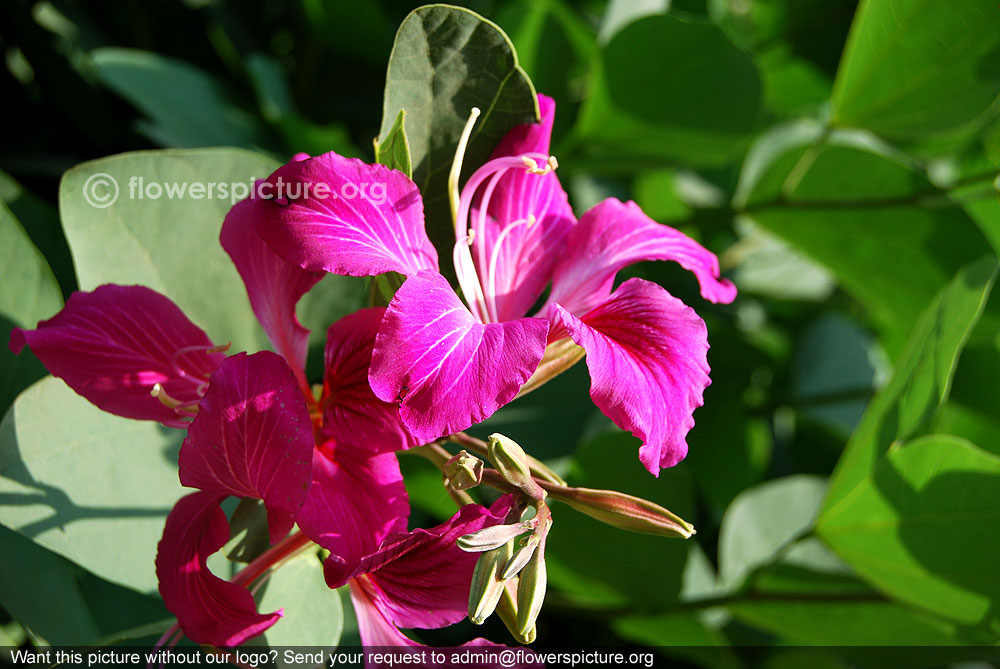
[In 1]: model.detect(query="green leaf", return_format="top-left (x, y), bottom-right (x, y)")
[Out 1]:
top-left (0, 377), bottom-right (185, 593)
top-left (90, 48), bottom-right (274, 151)
top-left (545, 432), bottom-right (694, 609)
top-left (374, 109), bottom-right (412, 178)
top-left (0, 201), bottom-right (63, 415)
top-left (820, 258), bottom-right (997, 516)
top-left (831, 0), bottom-right (1000, 140)
top-left (0, 170), bottom-right (75, 297)
top-left (577, 14), bottom-right (761, 166)
top-left (718, 475), bottom-right (830, 590)
top-left (735, 123), bottom-right (994, 355)
top-left (818, 435), bottom-right (1000, 633)
top-left (258, 551), bottom-right (343, 659)
top-left (732, 559), bottom-right (973, 646)
top-left (0, 525), bottom-right (169, 645)
top-left (59, 148), bottom-right (279, 355)
top-left (378, 4), bottom-right (538, 260)
top-left (730, 598), bottom-right (962, 646)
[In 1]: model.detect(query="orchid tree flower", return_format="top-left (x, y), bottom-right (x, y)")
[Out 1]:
top-left (8, 202), bottom-right (513, 649)
top-left (253, 94), bottom-right (737, 476)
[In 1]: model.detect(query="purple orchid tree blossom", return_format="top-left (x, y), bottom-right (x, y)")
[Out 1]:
top-left (254, 94), bottom-right (737, 476)
top-left (8, 204), bottom-right (518, 650)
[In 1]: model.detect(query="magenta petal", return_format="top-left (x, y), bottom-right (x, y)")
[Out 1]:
top-left (370, 271), bottom-right (549, 440)
top-left (156, 491), bottom-right (281, 647)
top-left (221, 199), bottom-right (324, 389)
top-left (549, 199), bottom-right (737, 316)
top-left (349, 580), bottom-right (515, 656)
top-left (321, 308), bottom-right (420, 453)
top-left (491, 94), bottom-right (557, 157)
top-left (8, 285), bottom-right (225, 425)
top-left (351, 496), bottom-right (516, 630)
top-left (253, 152), bottom-right (438, 277)
top-left (179, 351), bottom-right (313, 543)
top-left (298, 442), bottom-right (409, 588)
top-left (552, 279), bottom-right (711, 476)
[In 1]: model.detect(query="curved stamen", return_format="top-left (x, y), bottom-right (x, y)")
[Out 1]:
top-left (449, 107), bottom-right (482, 230)
top-left (170, 342), bottom-right (230, 384)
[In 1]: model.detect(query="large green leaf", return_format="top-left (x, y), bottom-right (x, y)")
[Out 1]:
top-left (718, 475), bottom-right (833, 590)
top-left (731, 559), bottom-right (968, 646)
top-left (545, 432), bottom-right (694, 609)
top-left (818, 435), bottom-right (1000, 633)
top-left (820, 258), bottom-right (997, 516)
top-left (577, 14), bottom-right (761, 166)
top-left (378, 4), bottom-right (538, 259)
top-left (0, 377), bottom-right (185, 593)
top-left (0, 201), bottom-right (63, 415)
top-left (258, 551), bottom-right (343, 663)
top-left (831, 0), bottom-right (1000, 140)
top-left (0, 526), bottom-right (169, 645)
top-left (90, 48), bottom-right (274, 151)
top-left (59, 148), bottom-right (279, 355)
top-left (735, 123), bottom-right (993, 355)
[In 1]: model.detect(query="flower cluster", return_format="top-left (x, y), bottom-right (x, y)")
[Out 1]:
top-left (10, 94), bottom-right (734, 649)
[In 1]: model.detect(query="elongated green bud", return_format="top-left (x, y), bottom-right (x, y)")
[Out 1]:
top-left (443, 450), bottom-right (483, 491)
top-left (469, 540), bottom-right (514, 625)
top-left (515, 535), bottom-right (547, 637)
top-left (545, 485), bottom-right (695, 538)
top-left (488, 433), bottom-right (545, 500)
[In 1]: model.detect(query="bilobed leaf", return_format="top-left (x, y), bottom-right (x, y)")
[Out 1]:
top-left (59, 148), bottom-right (279, 354)
top-left (374, 109), bottom-right (412, 178)
top-left (258, 551), bottom-right (343, 661)
top-left (0, 201), bottom-right (63, 415)
top-left (831, 0), bottom-right (1000, 140)
top-left (818, 435), bottom-right (1000, 632)
top-left (820, 258), bottom-right (997, 516)
top-left (90, 48), bottom-right (274, 150)
top-left (577, 14), bottom-right (761, 166)
top-left (378, 4), bottom-right (539, 260)
top-left (0, 376), bottom-right (186, 593)
top-left (735, 123), bottom-right (993, 355)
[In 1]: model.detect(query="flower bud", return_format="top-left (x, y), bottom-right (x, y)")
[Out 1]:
top-left (443, 450), bottom-right (483, 491)
top-left (468, 540), bottom-right (514, 625)
top-left (515, 536), bottom-right (547, 637)
top-left (545, 485), bottom-right (695, 538)
top-left (488, 433), bottom-right (545, 500)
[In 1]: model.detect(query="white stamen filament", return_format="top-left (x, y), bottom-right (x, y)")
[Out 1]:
top-left (449, 107), bottom-right (481, 232)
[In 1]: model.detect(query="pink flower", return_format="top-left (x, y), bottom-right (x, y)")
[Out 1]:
top-left (10, 199), bottom-right (520, 649)
top-left (254, 95), bottom-right (736, 476)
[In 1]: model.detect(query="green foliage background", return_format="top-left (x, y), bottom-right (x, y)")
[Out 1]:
top-left (1, 0), bottom-right (1000, 663)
